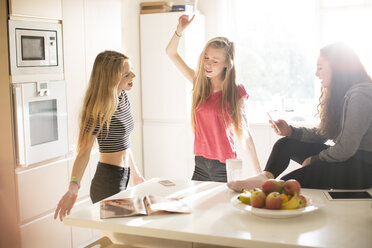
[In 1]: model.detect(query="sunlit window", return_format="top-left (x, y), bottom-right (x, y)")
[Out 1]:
top-left (223, 0), bottom-right (372, 123)
top-left (320, 1), bottom-right (372, 72)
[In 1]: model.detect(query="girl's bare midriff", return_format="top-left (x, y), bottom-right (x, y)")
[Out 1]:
top-left (99, 149), bottom-right (129, 168)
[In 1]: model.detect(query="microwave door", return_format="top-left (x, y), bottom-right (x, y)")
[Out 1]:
top-left (13, 86), bottom-right (27, 166)
top-left (16, 30), bottom-right (48, 67)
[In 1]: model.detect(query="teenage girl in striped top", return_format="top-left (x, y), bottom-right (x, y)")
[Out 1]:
top-left (54, 51), bottom-right (144, 221)
top-left (166, 15), bottom-right (262, 182)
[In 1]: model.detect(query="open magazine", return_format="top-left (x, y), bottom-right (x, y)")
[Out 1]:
top-left (100, 195), bottom-right (191, 219)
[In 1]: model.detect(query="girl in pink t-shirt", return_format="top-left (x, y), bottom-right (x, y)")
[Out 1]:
top-left (166, 14), bottom-right (261, 182)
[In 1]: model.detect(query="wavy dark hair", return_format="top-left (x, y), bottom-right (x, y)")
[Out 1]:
top-left (317, 43), bottom-right (371, 139)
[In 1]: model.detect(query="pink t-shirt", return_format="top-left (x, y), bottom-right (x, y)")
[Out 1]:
top-left (194, 85), bottom-right (248, 163)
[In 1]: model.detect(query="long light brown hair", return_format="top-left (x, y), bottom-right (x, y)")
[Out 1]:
top-left (192, 37), bottom-right (245, 138)
top-left (77, 51), bottom-right (129, 152)
top-left (317, 43), bottom-right (371, 139)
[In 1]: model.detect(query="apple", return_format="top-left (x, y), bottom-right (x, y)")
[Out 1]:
top-left (283, 179), bottom-right (301, 196)
top-left (298, 194), bottom-right (307, 208)
top-left (265, 192), bottom-right (283, 210)
top-left (262, 179), bottom-right (285, 195)
top-left (250, 190), bottom-right (266, 208)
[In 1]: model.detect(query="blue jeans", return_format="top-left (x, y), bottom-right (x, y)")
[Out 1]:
top-left (192, 156), bottom-right (227, 182)
top-left (90, 162), bottom-right (130, 203)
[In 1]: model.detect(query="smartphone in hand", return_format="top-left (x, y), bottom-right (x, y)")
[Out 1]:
top-left (266, 112), bottom-right (280, 132)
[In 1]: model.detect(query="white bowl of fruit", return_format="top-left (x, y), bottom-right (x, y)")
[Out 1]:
top-left (231, 179), bottom-right (319, 218)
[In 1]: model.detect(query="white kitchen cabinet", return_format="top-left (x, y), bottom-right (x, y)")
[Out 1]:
top-left (15, 156), bottom-right (97, 247)
top-left (20, 212), bottom-right (71, 248)
top-left (140, 12), bottom-right (204, 180)
top-left (143, 122), bottom-right (194, 180)
top-left (140, 12), bottom-right (204, 121)
top-left (8, 0), bottom-right (62, 20)
top-left (16, 159), bottom-right (69, 223)
top-left (19, 198), bottom-right (93, 248)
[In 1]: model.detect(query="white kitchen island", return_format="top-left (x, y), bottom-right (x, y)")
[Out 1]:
top-left (64, 178), bottom-right (372, 248)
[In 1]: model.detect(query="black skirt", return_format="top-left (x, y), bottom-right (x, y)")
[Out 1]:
top-left (90, 162), bottom-right (130, 203)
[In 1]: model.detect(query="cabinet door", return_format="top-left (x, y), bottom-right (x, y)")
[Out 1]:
top-left (9, 0), bottom-right (62, 19)
top-left (143, 123), bottom-right (194, 180)
top-left (20, 212), bottom-right (71, 248)
top-left (140, 12), bottom-right (204, 121)
top-left (16, 159), bottom-right (69, 223)
top-left (62, 0), bottom-right (87, 152)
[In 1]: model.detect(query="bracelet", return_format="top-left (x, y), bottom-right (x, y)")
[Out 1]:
top-left (175, 31), bottom-right (182, 37)
top-left (70, 180), bottom-right (80, 189)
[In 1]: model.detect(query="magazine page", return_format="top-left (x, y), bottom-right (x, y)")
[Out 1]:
top-left (100, 197), bottom-right (147, 219)
top-left (144, 195), bottom-right (191, 215)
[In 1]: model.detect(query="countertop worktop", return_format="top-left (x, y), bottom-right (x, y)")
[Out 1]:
top-left (64, 178), bottom-right (372, 248)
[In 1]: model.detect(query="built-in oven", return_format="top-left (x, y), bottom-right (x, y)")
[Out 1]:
top-left (8, 19), bottom-right (64, 83)
top-left (12, 80), bottom-right (68, 167)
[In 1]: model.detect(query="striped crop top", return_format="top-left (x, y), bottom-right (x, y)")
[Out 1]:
top-left (92, 91), bottom-right (134, 153)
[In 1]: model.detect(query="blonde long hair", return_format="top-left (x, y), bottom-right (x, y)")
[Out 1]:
top-left (317, 43), bottom-right (371, 139)
top-left (192, 37), bottom-right (244, 139)
top-left (77, 51), bottom-right (129, 152)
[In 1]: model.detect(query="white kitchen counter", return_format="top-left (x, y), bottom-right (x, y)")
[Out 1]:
top-left (64, 178), bottom-right (372, 248)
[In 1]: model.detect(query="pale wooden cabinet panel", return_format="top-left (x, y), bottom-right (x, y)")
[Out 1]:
top-left (16, 159), bottom-right (69, 223)
top-left (20, 212), bottom-right (71, 248)
top-left (140, 12), bottom-right (204, 181)
top-left (9, 0), bottom-right (62, 19)
top-left (143, 123), bottom-right (194, 181)
top-left (140, 12), bottom-right (204, 121)
top-left (61, 0), bottom-right (87, 152)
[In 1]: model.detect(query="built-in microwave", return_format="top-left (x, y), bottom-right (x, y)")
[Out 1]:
top-left (12, 80), bottom-right (68, 167)
top-left (8, 19), bottom-right (64, 83)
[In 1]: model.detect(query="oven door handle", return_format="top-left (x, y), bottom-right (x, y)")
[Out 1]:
top-left (13, 86), bottom-right (27, 167)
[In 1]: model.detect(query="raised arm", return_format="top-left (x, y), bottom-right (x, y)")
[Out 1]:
top-left (166, 14), bottom-right (195, 83)
top-left (54, 134), bottom-right (96, 221)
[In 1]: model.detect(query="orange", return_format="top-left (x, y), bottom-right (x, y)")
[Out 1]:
top-left (281, 194), bottom-right (289, 204)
